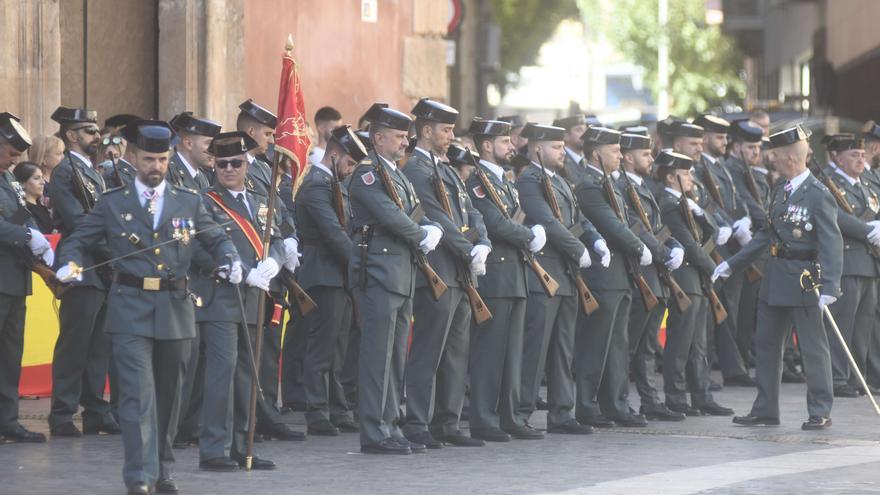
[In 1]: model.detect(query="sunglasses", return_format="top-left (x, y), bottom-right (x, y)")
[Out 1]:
top-left (216, 159), bottom-right (244, 169)
top-left (102, 136), bottom-right (123, 146)
top-left (73, 126), bottom-right (100, 136)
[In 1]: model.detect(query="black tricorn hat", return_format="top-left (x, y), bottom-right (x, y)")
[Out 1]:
top-left (208, 131), bottom-right (259, 158)
top-left (411, 98), bottom-right (459, 125)
top-left (0, 113), bottom-right (32, 152)
top-left (729, 119), bottom-right (763, 143)
top-left (668, 121), bottom-right (705, 139)
top-left (656, 115), bottom-right (686, 139)
top-left (582, 126), bottom-right (622, 146)
top-left (355, 129), bottom-right (373, 151)
top-left (170, 111), bottom-right (222, 137)
top-left (446, 143), bottom-right (478, 167)
top-left (863, 121), bottom-right (880, 142)
top-left (120, 120), bottom-right (178, 153)
top-left (238, 99), bottom-right (277, 128)
top-left (51, 106), bottom-right (98, 125)
top-left (692, 114), bottom-right (730, 134)
top-left (469, 118), bottom-right (511, 137)
top-left (104, 114), bottom-right (140, 130)
top-left (768, 125), bottom-right (810, 149)
top-left (825, 133), bottom-right (864, 152)
top-left (330, 125), bottom-right (368, 162)
top-left (620, 133), bottom-right (651, 150)
top-left (620, 125), bottom-right (649, 136)
top-left (552, 114), bottom-right (586, 130)
top-left (654, 150), bottom-right (694, 171)
top-left (368, 105), bottom-right (412, 132)
top-left (497, 115), bottom-right (526, 129)
top-left (520, 123), bottom-right (565, 142)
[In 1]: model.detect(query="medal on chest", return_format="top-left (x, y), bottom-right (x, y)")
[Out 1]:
top-left (10, 180), bottom-right (26, 207)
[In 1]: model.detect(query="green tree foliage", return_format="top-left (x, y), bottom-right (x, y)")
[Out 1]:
top-left (491, 0), bottom-right (579, 92)
top-left (578, 0), bottom-right (745, 115)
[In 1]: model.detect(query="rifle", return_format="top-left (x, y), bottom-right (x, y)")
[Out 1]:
top-left (109, 154), bottom-right (125, 188)
top-left (735, 150), bottom-right (765, 283)
top-left (596, 156), bottom-right (658, 312)
top-left (8, 206), bottom-right (66, 298)
top-left (470, 154), bottom-right (559, 297)
top-left (280, 270), bottom-right (317, 316)
top-left (374, 156), bottom-right (448, 300)
top-left (536, 152), bottom-right (598, 314)
top-left (65, 149), bottom-right (96, 212)
top-left (677, 175), bottom-right (727, 325)
top-left (699, 161), bottom-right (726, 210)
top-left (330, 156), bottom-right (348, 229)
top-left (619, 169), bottom-right (691, 313)
top-left (429, 151), bottom-right (491, 324)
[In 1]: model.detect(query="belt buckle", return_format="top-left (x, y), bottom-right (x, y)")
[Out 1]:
top-left (143, 277), bottom-right (161, 291)
top-left (770, 245), bottom-right (778, 257)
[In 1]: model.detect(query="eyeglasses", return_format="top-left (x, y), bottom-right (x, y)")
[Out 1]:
top-left (102, 136), bottom-right (123, 146)
top-left (73, 126), bottom-right (100, 136)
top-left (215, 159), bottom-right (244, 169)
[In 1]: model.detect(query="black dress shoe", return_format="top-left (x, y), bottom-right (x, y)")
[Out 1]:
top-left (578, 415), bottom-right (616, 428)
top-left (173, 437), bottom-right (194, 449)
top-left (83, 417), bottom-right (121, 435)
top-left (665, 401), bottom-right (702, 417)
top-left (699, 401), bottom-right (734, 416)
top-left (260, 423), bottom-right (306, 441)
top-left (50, 422), bottom-right (82, 438)
top-left (536, 397), bottom-right (550, 411)
top-left (834, 385), bottom-right (860, 398)
top-left (547, 420), bottom-right (593, 435)
top-left (613, 413), bottom-right (648, 427)
top-left (283, 401), bottom-right (307, 412)
top-left (333, 418), bottom-right (360, 433)
top-left (709, 380), bottom-right (723, 392)
top-left (396, 438), bottom-right (427, 453)
top-left (405, 431), bottom-right (443, 449)
top-left (438, 431), bottom-right (485, 446)
top-left (199, 457), bottom-right (240, 472)
top-left (4, 425), bottom-right (47, 443)
top-left (155, 476), bottom-right (178, 493)
top-left (308, 419), bottom-right (340, 436)
top-left (640, 403), bottom-right (686, 422)
top-left (127, 482), bottom-right (149, 495)
top-left (470, 428), bottom-right (510, 442)
top-left (782, 368), bottom-right (806, 383)
top-left (503, 424), bottom-right (544, 439)
top-left (732, 414), bottom-right (780, 426)
top-left (723, 374), bottom-right (756, 387)
top-left (361, 438), bottom-right (411, 455)
top-left (232, 455), bottom-right (277, 470)
top-left (801, 416), bottom-right (832, 430)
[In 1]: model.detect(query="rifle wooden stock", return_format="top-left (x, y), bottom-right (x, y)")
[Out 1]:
top-left (573, 271), bottom-right (599, 315)
top-left (704, 277), bottom-right (728, 325)
top-left (473, 168), bottom-right (560, 298)
top-left (700, 166), bottom-right (726, 210)
top-left (329, 157), bottom-right (348, 229)
top-left (66, 150), bottom-right (95, 212)
top-left (744, 264), bottom-right (763, 283)
top-left (418, 254), bottom-right (448, 300)
top-left (634, 273), bottom-right (659, 311)
top-left (659, 270), bottom-right (692, 312)
top-left (463, 282), bottom-right (492, 324)
top-left (31, 259), bottom-right (67, 299)
top-left (281, 271), bottom-right (317, 315)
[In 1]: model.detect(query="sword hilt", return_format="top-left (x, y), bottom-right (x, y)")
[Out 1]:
top-left (799, 269), bottom-right (822, 293)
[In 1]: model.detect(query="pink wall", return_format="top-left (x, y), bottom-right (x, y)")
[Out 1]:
top-left (244, 0), bottom-right (415, 128)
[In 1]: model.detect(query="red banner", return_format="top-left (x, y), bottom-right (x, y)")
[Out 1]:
top-left (274, 35), bottom-right (311, 196)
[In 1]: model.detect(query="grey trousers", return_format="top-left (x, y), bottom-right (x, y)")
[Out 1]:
top-left (628, 296), bottom-right (666, 407)
top-left (828, 275), bottom-right (876, 387)
top-left (303, 286), bottom-right (354, 425)
top-left (663, 293), bottom-right (712, 407)
top-left (197, 321), bottom-right (236, 461)
top-left (0, 294), bottom-right (26, 433)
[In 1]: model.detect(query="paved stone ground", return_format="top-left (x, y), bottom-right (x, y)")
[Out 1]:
top-left (3, 371), bottom-right (880, 495)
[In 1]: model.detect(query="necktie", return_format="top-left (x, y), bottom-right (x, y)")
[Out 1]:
top-left (143, 189), bottom-right (157, 217)
top-left (235, 193), bottom-right (252, 220)
top-left (783, 181), bottom-right (793, 202)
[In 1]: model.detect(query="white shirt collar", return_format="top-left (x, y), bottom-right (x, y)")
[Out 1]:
top-left (134, 178), bottom-right (166, 198)
top-left (833, 166), bottom-right (860, 186)
top-left (787, 168), bottom-right (811, 192)
top-left (313, 161), bottom-right (333, 177)
top-left (665, 187), bottom-right (682, 199)
top-left (625, 170), bottom-right (643, 186)
top-left (585, 162), bottom-right (603, 175)
top-left (531, 161), bottom-right (555, 177)
top-left (415, 147), bottom-right (439, 164)
top-left (310, 146), bottom-right (326, 167)
top-left (753, 166), bottom-right (769, 175)
top-left (701, 152), bottom-right (718, 164)
top-left (479, 159), bottom-right (505, 181)
top-left (176, 152), bottom-right (199, 178)
top-left (246, 153), bottom-right (256, 164)
top-left (379, 154), bottom-right (397, 171)
top-left (565, 147), bottom-right (583, 164)
top-left (69, 150), bottom-right (93, 168)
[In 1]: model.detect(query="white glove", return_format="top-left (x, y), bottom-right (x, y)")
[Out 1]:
top-left (686, 198), bottom-right (704, 216)
top-left (55, 263), bottom-right (82, 283)
top-left (665, 247), bottom-right (684, 270)
top-left (819, 295), bottom-right (837, 310)
top-left (283, 238), bottom-right (301, 272)
top-left (711, 261), bottom-right (732, 282)
top-left (594, 239), bottom-right (611, 268)
top-left (639, 245), bottom-right (653, 266)
top-left (245, 267), bottom-right (271, 291)
top-left (471, 261), bottom-right (487, 277)
top-left (528, 225), bottom-right (546, 253)
top-left (255, 257), bottom-right (280, 280)
top-left (42, 248), bottom-right (55, 268)
top-left (470, 244), bottom-right (491, 264)
top-left (732, 216), bottom-right (752, 233)
top-left (578, 248), bottom-right (592, 268)
top-left (867, 224), bottom-right (880, 244)
top-left (28, 228), bottom-right (50, 256)
top-left (716, 226), bottom-right (732, 246)
top-left (419, 225), bottom-right (442, 253)
top-left (217, 260), bottom-right (243, 284)
top-left (734, 227), bottom-right (753, 246)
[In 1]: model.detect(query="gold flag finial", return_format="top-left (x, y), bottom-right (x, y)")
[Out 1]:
top-left (285, 34), bottom-right (294, 55)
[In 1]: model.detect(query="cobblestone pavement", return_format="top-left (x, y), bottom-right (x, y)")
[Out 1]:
top-left (3, 372), bottom-right (879, 494)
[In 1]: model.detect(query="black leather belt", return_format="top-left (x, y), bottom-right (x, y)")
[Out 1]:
top-left (115, 272), bottom-right (187, 291)
top-left (770, 245), bottom-right (816, 261)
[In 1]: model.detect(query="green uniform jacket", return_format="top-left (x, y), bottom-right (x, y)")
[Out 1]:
top-left (0, 171), bottom-right (35, 296)
top-left (828, 170), bottom-right (880, 278)
top-left (658, 189), bottom-right (717, 296)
